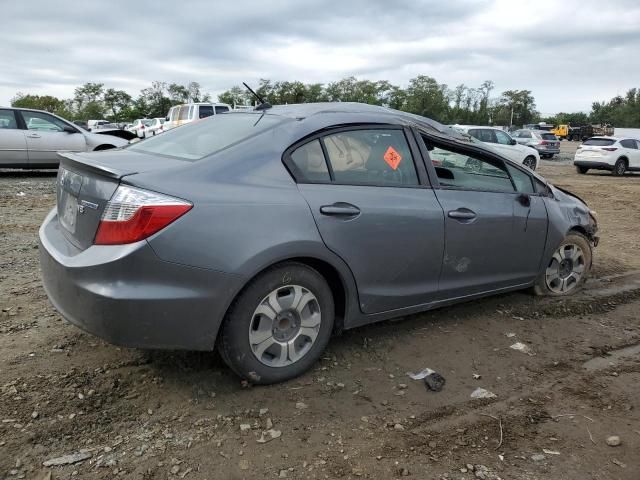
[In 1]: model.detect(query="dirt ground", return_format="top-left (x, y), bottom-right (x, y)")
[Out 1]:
top-left (1, 141), bottom-right (639, 480)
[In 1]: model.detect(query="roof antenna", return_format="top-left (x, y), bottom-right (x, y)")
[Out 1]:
top-left (243, 82), bottom-right (272, 111)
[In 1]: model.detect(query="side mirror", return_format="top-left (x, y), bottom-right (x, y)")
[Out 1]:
top-left (165, 116), bottom-right (170, 121)
top-left (63, 125), bottom-right (77, 134)
top-left (510, 138), bottom-right (517, 145)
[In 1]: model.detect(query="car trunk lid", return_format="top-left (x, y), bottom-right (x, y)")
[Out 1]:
top-left (56, 150), bottom-right (187, 250)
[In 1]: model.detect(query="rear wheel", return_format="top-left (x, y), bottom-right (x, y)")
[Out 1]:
top-left (218, 263), bottom-right (334, 384)
top-left (576, 165), bottom-right (589, 174)
top-left (534, 233), bottom-right (592, 296)
top-left (523, 155), bottom-right (537, 170)
top-left (613, 158), bottom-right (627, 176)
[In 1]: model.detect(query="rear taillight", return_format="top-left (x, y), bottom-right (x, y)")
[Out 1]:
top-left (540, 140), bottom-right (549, 145)
top-left (602, 147), bottom-right (618, 151)
top-left (94, 185), bottom-right (191, 245)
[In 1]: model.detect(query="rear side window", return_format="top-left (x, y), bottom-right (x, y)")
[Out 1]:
top-left (468, 129), bottom-right (495, 143)
top-left (0, 109), bottom-right (18, 129)
top-left (199, 105), bottom-right (214, 119)
top-left (323, 129), bottom-right (419, 186)
top-left (129, 113), bottom-right (286, 161)
top-left (289, 140), bottom-right (330, 182)
top-left (620, 139), bottom-right (638, 149)
top-left (516, 130), bottom-right (532, 138)
top-left (541, 133), bottom-right (557, 140)
top-left (583, 138), bottom-right (615, 146)
top-left (215, 106), bottom-right (230, 114)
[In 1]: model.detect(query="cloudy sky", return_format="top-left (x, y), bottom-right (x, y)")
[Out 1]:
top-left (2, 0), bottom-right (639, 114)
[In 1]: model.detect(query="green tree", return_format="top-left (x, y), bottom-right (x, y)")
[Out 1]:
top-left (103, 88), bottom-right (132, 122)
top-left (11, 93), bottom-right (72, 118)
top-left (403, 75), bottom-right (450, 122)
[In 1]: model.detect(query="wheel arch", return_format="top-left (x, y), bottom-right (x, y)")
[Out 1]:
top-left (218, 254), bottom-right (357, 347)
top-left (93, 144), bottom-right (116, 151)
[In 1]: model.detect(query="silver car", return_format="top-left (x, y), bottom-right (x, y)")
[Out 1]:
top-left (513, 129), bottom-right (561, 158)
top-left (0, 107), bottom-right (128, 169)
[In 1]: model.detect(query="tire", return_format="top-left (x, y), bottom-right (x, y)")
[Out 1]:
top-left (218, 262), bottom-right (334, 384)
top-left (613, 158), bottom-right (627, 176)
top-left (534, 233), bottom-right (592, 296)
top-left (523, 155), bottom-right (537, 170)
top-left (576, 166), bottom-right (589, 174)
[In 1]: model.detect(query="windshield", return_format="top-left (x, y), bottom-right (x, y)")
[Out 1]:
top-left (128, 113), bottom-right (287, 161)
top-left (541, 133), bottom-right (557, 140)
top-left (583, 138), bottom-right (615, 146)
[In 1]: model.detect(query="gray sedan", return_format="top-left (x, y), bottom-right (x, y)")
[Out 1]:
top-left (39, 103), bottom-right (598, 384)
top-left (0, 107), bottom-right (129, 168)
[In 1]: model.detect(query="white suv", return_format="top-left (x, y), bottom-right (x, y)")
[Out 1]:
top-left (574, 137), bottom-right (640, 175)
top-left (453, 125), bottom-right (540, 170)
top-left (164, 103), bottom-right (231, 131)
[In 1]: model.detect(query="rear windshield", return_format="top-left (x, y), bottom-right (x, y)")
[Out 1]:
top-left (541, 133), bottom-right (557, 140)
top-left (128, 113), bottom-right (286, 161)
top-left (583, 138), bottom-right (615, 146)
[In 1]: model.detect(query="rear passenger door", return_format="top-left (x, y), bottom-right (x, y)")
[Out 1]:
top-left (0, 109), bottom-right (28, 166)
top-left (420, 137), bottom-right (548, 298)
top-left (285, 126), bottom-right (445, 314)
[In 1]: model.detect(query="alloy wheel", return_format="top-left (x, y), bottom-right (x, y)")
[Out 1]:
top-left (545, 243), bottom-right (586, 293)
top-left (248, 285), bottom-right (322, 367)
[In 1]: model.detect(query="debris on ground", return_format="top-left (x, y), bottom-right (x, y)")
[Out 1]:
top-left (42, 451), bottom-right (92, 466)
top-left (509, 342), bottom-right (534, 355)
top-left (606, 435), bottom-right (622, 447)
top-left (257, 429), bottom-right (282, 444)
top-left (407, 367), bottom-right (435, 380)
top-left (424, 371), bottom-right (446, 392)
top-left (470, 387), bottom-right (497, 399)
top-left (543, 449), bottom-right (561, 455)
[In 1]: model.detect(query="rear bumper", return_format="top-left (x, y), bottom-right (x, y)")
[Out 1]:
top-left (39, 208), bottom-right (243, 351)
top-left (535, 147), bottom-right (560, 155)
top-left (574, 160), bottom-right (613, 170)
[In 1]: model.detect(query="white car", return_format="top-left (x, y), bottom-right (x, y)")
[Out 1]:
top-left (574, 136), bottom-right (640, 175)
top-left (128, 119), bottom-right (152, 138)
top-left (453, 125), bottom-right (540, 170)
top-left (164, 103), bottom-right (231, 131)
top-left (0, 107), bottom-right (128, 169)
top-left (144, 118), bottom-right (165, 137)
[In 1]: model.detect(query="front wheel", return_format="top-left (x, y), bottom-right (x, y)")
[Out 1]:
top-left (576, 165), bottom-right (589, 174)
top-left (534, 233), bottom-right (592, 296)
top-left (523, 155), bottom-right (537, 170)
top-left (218, 263), bottom-right (334, 384)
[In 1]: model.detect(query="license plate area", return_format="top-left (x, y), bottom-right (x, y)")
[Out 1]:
top-left (57, 168), bottom-right (84, 234)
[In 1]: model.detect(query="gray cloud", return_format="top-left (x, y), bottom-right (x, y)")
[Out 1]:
top-left (1, 0), bottom-right (639, 114)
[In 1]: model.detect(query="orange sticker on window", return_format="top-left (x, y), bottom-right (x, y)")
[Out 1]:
top-left (383, 146), bottom-right (402, 170)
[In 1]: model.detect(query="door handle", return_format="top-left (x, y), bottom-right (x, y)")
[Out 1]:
top-left (26, 133), bottom-right (41, 139)
top-left (447, 208), bottom-right (477, 221)
top-left (320, 203), bottom-right (360, 217)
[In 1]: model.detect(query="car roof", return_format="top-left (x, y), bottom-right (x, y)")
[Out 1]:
top-left (588, 136), bottom-right (621, 140)
top-left (453, 125), bottom-right (503, 131)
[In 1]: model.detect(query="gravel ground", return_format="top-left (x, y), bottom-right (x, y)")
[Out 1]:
top-left (1, 142), bottom-right (639, 479)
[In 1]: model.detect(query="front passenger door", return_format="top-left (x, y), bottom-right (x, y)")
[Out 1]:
top-left (19, 111), bottom-right (86, 166)
top-left (423, 139), bottom-right (548, 298)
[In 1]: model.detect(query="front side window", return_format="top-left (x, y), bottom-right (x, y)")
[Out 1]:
top-left (21, 111), bottom-right (67, 132)
top-left (505, 164), bottom-right (535, 193)
top-left (494, 130), bottom-right (512, 145)
top-left (289, 139), bottom-right (330, 182)
top-left (322, 129), bottom-right (419, 186)
top-left (178, 106), bottom-right (190, 121)
top-left (0, 109), bottom-right (18, 129)
top-left (427, 143), bottom-right (514, 192)
top-left (199, 105), bottom-right (214, 119)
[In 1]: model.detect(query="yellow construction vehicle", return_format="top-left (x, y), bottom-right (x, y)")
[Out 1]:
top-left (550, 124), bottom-right (570, 139)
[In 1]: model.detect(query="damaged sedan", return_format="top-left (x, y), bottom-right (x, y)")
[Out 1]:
top-left (39, 103), bottom-right (598, 384)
